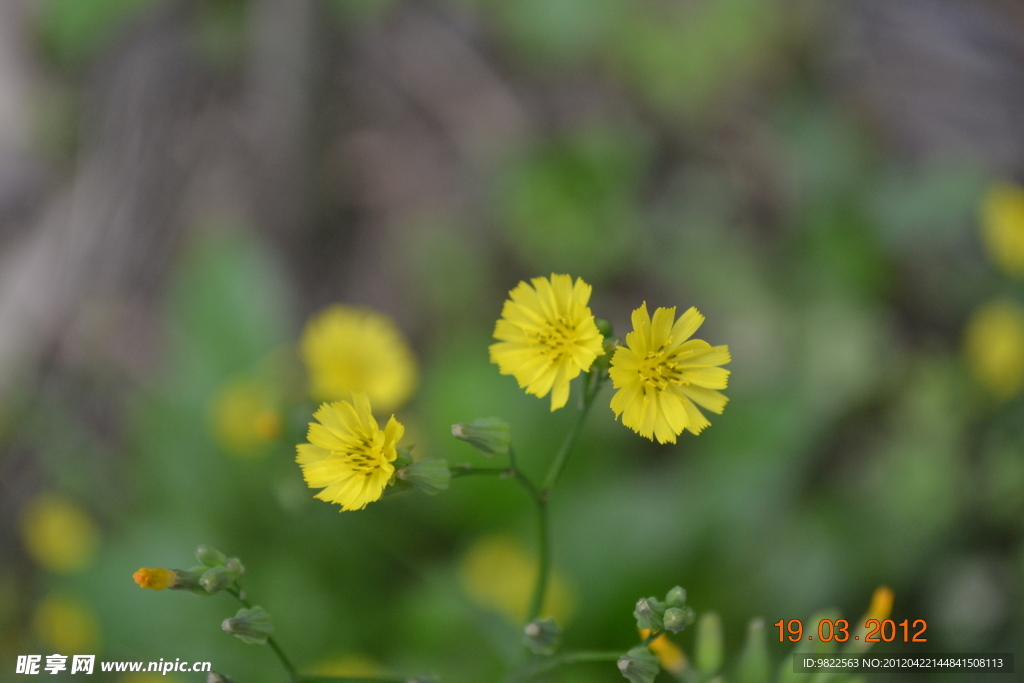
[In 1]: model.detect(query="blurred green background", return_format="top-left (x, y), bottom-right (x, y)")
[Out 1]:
top-left (1, 0), bottom-right (1023, 681)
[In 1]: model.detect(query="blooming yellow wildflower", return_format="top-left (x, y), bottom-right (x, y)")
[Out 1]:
top-left (964, 299), bottom-right (1024, 400)
top-left (489, 274), bottom-right (605, 411)
top-left (300, 305), bottom-right (417, 412)
top-left (296, 393), bottom-right (403, 511)
top-left (32, 593), bottom-right (99, 653)
top-left (459, 534), bottom-right (573, 623)
top-left (610, 303), bottom-right (730, 443)
top-left (211, 378), bottom-right (282, 457)
top-left (20, 494), bottom-right (98, 574)
top-left (133, 567), bottom-right (176, 590)
top-left (639, 629), bottom-right (686, 675)
top-left (980, 182), bottom-right (1024, 278)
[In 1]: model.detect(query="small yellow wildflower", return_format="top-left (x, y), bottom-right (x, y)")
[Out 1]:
top-left (609, 303), bottom-right (730, 443)
top-left (964, 299), bottom-right (1024, 400)
top-left (211, 378), bottom-right (282, 457)
top-left (296, 393), bottom-right (403, 511)
top-left (639, 629), bottom-right (686, 675)
top-left (20, 494), bottom-right (98, 574)
top-left (133, 567), bottom-right (176, 590)
top-left (865, 585), bottom-right (894, 622)
top-left (300, 305), bottom-right (417, 412)
top-left (980, 182), bottom-right (1024, 278)
top-left (32, 593), bottom-right (99, 653)
top-left (489, 274), bottom-right (605, 411)
top-left (459, 534), bottom-right (573, 623)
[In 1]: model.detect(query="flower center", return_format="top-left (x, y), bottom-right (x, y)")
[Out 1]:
top-left (333, 435), bottom-right (383, 475)
top-left (532, 315), bottom-right (577, 361)
top-left (638, 343), bottom-right (691, 391)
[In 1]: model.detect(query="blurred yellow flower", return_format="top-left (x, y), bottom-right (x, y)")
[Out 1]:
top-left (133, 567), bottom-right (175, 590)
top-left (307, 655), bottom-right (381, 678)
top-left (20, 494), bottom-right (98, 574)
top-left (865, 585), bottom-right (894, 622)
top-left (609, 304), bottom-right (730, 443)
top-left (296, 393), bottom-right (403, 511)
top-left (639, 629), bottom-right (686, 675)
top-left (980, 182), bottom-right (1024, 278)
top-left (300, 305), bottom-right (417, 412)
top-left (211, 378), bottom-right (282, 457)
top-left (32, 593), bottom-right (99, 653)
top-left (489, 274), bottom-right (604, 411)
top-left (459, 535), bottom-right (573, 623)
top-left (964, 300), bottom-right (1024, 400)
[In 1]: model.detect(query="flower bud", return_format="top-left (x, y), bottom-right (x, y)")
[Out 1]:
top-left (133, 567), bottom-right (207, 595)
top-left (222, 606), bottom-right (273, 645)
top-left (207, 673), bottom-right (233, 683)
top-left (523, 618), bottom-right (561, 656)
top-left (663, 606), bottom-right (695, 633)
top-left (595, 318), bottom-right (614, 339)
top-left (225, 557), bottom-right (245, 576)
top-left (664, 586), bottom-right (687, 608)
top-left (736, 618), bottom-right (768, 683)
top-left (633, 597), bottom-right (665, 631)
top-left (451, 418), bottom-right (511, 457)
top-left (695, 612), bottom-right (723, 675)
top-left (397, 459), bottom-right (451, 496)
top-left (196, 545), bottom-right (228, 567)
top-left (617, 645), bottom-right (659, 683)
top-left (200, 566), bottom-right (237, 594)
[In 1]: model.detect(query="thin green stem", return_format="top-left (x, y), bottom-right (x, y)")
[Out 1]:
top-left (449, 464), bottom-right (511, 479)
top-left (513, 650), bottom-right (622, 681)
top-left (540, 372), bottom-right (604, 497)
top-left (525, 497), bottom-right (549, 622)
top-left (227, 588), bottom-right (298, 682)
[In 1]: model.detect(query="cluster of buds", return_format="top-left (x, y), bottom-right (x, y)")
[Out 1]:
top-left (133, 545), bottom-right (244, 596)
top-left (633, 585), bottom-right (696, 634)
top-left (522, 618), bottom-right (561, 656)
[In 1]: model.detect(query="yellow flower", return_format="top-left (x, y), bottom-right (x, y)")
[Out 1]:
top-left (133, 567), bottom-right (176, 590)
top-left (639, 629), bottom-right (686, 675)
top-left (296, 393), bottom-right (403, 511)
top-left (459, 534), bottom-right (573, 623)
top-left (300, 305), bottom-right (417, 412)
top-left (865, 585), bottom-right (894, 622)
top-left (980, 182), bottom-right (1024, 278)
top-left (609, 303), bottom-right (730, 443)
top-left (32, 593), bottom-right (100, 653)
top-left (211, 378), bottom-right (282, 457)
top-left (20, 494), bottom-right (98, 574)
top-left (489, 274), bottom-right (605, 411)
top-left (964, 299), bottom-right (1024, 399)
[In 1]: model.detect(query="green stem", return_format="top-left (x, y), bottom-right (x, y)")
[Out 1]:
top-left (228, 588), bottom-right (298, 682)
top-left (513, 650), bottom-right (622, 681)
top-left (525, 497), bottom-right (549, 622)
top-left (540, 372), bottom-right (604, 497)
top-left (449, 464), bottom-right (511, 479)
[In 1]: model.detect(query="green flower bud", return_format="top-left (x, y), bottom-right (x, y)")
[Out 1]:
top-left (196, 545), bottom-right (228, 567)
top-left (665, 586), bottom-right (687, 608)
top-left (224, 557), bottom-right (245, 576)
top-left (200, 566), bottom-right (237, 594)
top-left (736, 618), bottom-right (769, 683)
top-left (397, 459), bottom-right (451, 496)
top-left (663, 606), bottom-right (695, 633)
top-left (595, 318), bottom-right (613, 339)
top-left (695, 612), bottom-right (723, 675)
top-left (207, 673), bottom-right (233, 683)
top-left (169, 567), bottom-right (209, 596)
top-left (617, 645), bottom-right (659, 683)
top-left (633, 597), bottom-right (665, 631)
top-left (523, 618), bottom-right (561, 656)
top-left (222, 606), bottom-right (274, 645)
top-left (451, 418), bottom-right (511, 457)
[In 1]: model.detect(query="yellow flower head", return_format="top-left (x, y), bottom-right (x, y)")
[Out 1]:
top-left (296, 393), bottom-right (404, 511)
top-left (300, 305), bottom-right (417, 412)
top-left (211, 378), bottom-right (282, 457)
top-left (489, 274), bottom-right (605, 411)
top-left (980, 182), bottom-right (1024, 278)
top-left (865, 585), bottom-right (894, 622)
top-left (133, 567), bottom-right (176, 590)
top-left (20, 494), bottom-right (98, 574)
top-left (964, 299), bottom-right (1024, 400)
top-left (609, 304), bottom-right (730, 443)
top-left (639, 629), bottom-right (686, 675)
top-left (32, 593), bottom-right (100, 653)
